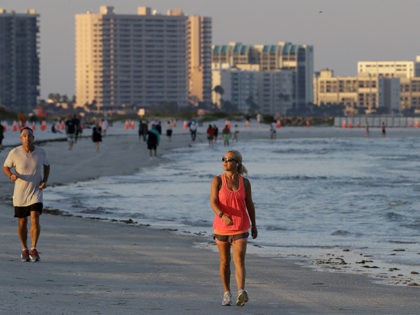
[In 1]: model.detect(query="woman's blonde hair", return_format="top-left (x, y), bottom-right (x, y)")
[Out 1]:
top-left (227, 150), bottom-right (248, 176)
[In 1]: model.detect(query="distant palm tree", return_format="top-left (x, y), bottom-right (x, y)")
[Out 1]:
top-left (213, 85), bottom-right (224, 109)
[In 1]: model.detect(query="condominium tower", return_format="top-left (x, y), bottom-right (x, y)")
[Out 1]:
top-left (75, 6), bottom-right (188, 109)
top-left (187, 16), bottom-right (212, 106)
top-left (212, 42), bottom-right (313, 111)
top-left (0, 9), bottom-right (40, 113)
top-left (212, 63), bottom-right (293, 115)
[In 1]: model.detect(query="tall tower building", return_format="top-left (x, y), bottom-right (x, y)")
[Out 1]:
top-left (75, 6), bottom-right (188, 109)
top-left (187, 16), bottom-right (212, 106)
top-left (212, 42), bottom-right (313, 110)
top-left (0, 8), bottom-right (40, 113)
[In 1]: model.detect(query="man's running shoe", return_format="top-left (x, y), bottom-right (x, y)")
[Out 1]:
top-left (21, 249), bottom-right (30, 262)
top-left (29, 248), bottom-right (40, 262)
top-left (221, 291), bottom-right (232, 306)
top-left (236, 289), bottom-right (249, 306)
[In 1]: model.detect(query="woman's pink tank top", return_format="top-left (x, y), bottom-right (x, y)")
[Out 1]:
top-left (213, 173), bottom-right (250, 235)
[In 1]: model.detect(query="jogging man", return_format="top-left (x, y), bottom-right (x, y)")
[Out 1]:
top-left (3, 127), bottom-right (50, 262)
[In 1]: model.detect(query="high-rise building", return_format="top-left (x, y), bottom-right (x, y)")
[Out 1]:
top-left (212, 64), bottom-right (260, 113)
top-left (212, 63), bottom-right (293, 115)
top-left (75, 6), bottom-right (188, 109)
top-left (187, 16), bottom-right (212, 106)
top-left (0, 8), bottom-right (40, 113)
top-left (212, 42), bottom-right (313, 110)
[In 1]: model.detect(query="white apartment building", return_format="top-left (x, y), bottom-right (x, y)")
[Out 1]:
top-left (358, 61), bottom-right (414, 79)
top-left (212, 63), bottom-right (293, 115)
top-left (314, 69), bottom-right (400, 114)
top-left (75, 6), bottom-right (188, 109)
top-left (313, 69), bottom-right (358, 108)
top-left (315, 58), bottom-right (420, 114)
top-left (212, 64), bottom-right (259, 113)
top-left (212, 42), bottom-right (313, 110)
top-left (258, 70), bottom-right (294, 115)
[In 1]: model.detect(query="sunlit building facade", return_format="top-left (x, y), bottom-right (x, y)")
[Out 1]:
top-left (316, 60), bottom-right (420, 113)
top-left (357, 60), bottom-right (420, 112)
top-left (187, 16), bottom-right (212, 106)
top-left (0, 8), bottom-right (39, 113)
top-left (75, 6), bottom-right (188, 109)
top-left (314, 69), bottom-right (400, 114)
top-left (358, 61), bottom-right (414, 79)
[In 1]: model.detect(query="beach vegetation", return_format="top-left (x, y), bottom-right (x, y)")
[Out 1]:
top-left (0, 106), bottom-right (17, 120)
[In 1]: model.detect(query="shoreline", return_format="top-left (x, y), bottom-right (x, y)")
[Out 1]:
top-left (43, 129), bottom-right (420, 288)
top-left (0, 127), bottom-right (419, 314)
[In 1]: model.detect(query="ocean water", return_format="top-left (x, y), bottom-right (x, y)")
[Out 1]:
top-left (44, 133), bottom-right (420, 286)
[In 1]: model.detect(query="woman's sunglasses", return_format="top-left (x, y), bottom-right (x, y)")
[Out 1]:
top-left (222, 157), bottom-right (238, 163)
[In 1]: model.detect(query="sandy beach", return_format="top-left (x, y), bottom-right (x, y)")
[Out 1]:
top-left (0, 126), bottom-right (419, 314)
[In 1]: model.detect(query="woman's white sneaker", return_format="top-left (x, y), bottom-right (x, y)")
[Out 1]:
top-left (222, 291), bottom-right (232, 306)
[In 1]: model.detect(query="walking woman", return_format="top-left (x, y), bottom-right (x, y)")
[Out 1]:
top-left (210, 150), bottom-right (257, 306)
top-left (92, 122), bottom-right (102, 152)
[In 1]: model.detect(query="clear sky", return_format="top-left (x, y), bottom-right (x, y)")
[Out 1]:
top-left (3, 0), bottom-right (420, 99)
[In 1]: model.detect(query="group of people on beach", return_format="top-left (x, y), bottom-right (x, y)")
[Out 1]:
top-left (62, 115), bottom-right (108, 152)
top-left (2, 121), bottom-right (258, 307)
top-left (207, 123), bottom-right (239, 148)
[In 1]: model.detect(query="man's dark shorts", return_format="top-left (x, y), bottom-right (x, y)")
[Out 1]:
top-left (14, 203), bottom-right (43, 218)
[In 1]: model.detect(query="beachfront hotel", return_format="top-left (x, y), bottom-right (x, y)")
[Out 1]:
top-left (75, 6), bottom-right (190, 109)
top-left (0, 8), bottom-right (40, 113)
top-left (212, 42), bottom-right (313, 115)
top-left (314, 59), bottom-right (420, 114)
top-left (358, 60), bottom-right (420, 112)
top-left (313, 69), bottom-right (400, 115)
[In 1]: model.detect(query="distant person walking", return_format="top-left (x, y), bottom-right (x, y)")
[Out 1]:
top-left (138, 119), bottom-right (148, 142)
top-left (213, 124), bottom-right (219, 142)
top-left (233, 124), bottom-right (239, 142)
top-left (73, 114), bottom-right (81, 142)
top-left (269, 121), bottom-right (277, 139)
top-left (3, 127), bottom-right (50, 262)
top-left (256, 113), bottom-right (262, 128)
top-left (65, 115), bottom-right (77, 150)
top-left (189, 120), bottom-right (198, 142)
top-left (166, 120), bottom-right (173, 142)
top-left (101, 119), bottom-right (109, 136)
top-left (381, 122), bottom-right (386, 135)
top-left (210, 150), bottom-right (257, 307)
top-left (92, 122), bottom-right (102, 152)
top-left (222, 125), bottom-right (231, 147)
top-left (207, 124), bottom-right (215, 147)
top-left (146, 124), bottom-right (160, 158)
